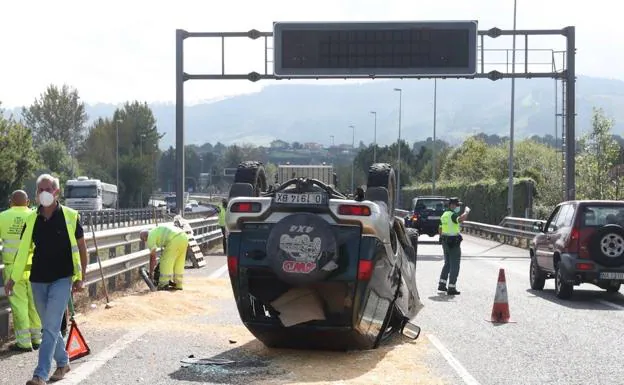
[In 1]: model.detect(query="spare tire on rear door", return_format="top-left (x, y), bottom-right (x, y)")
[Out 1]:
top-left (231, 161), bottom-right (267, 197)
top-left (366, 163), bottom-right (396, 217)
top-left (266, 213), bottom-right (339, 285)
top-left (589, 224), bottom-right (624, 267)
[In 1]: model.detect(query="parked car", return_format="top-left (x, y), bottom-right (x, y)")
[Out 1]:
top-left (404, 196), bottom-right (449, 237)
top-left (225, 161), bottom-right (423, 350)
top-left (529, 200), bottom-right (624, 299)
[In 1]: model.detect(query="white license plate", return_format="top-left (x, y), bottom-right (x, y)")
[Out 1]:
top-left (599, 272), bottom-right (624, 280)
top-left (275, 192), bottom-right (326, 205)
top-left (428, 216), bottom-right (440, 220)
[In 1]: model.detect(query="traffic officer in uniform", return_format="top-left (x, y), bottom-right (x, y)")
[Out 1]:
top-left (140, 224), bottom-right (189, 290)
top-left (218, 198), bottom-right (227, 254)
top-left (0, 190), bottom-right (42, 352)
top-left (437, 197), bottom-right (470, 295)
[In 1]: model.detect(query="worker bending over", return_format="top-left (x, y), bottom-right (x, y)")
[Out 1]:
top-left (0, 190), bottom-right (42, 352)
top-left (140, 224), bottom-right (189, 290)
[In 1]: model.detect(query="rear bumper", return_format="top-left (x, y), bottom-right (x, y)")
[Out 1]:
top-left (560, 253), bottom-right (624, 284)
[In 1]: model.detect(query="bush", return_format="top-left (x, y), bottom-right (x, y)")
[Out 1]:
top-left (401, 178), bottom-right (537, 225)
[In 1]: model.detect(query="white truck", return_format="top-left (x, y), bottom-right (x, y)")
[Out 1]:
top-left (64, 176), bottom-right (118, 211)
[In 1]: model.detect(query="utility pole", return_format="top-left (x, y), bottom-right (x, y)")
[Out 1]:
top-left (115, 118), bottom-right (123, 209)
top-left (370, 111), bottom-right (377, 163)
top-left (507, 0), bottom-right (518, 216)
top-left (432, 79), bottom-right (438, 194)
top-left (394, 88), bottom-right (403, 208)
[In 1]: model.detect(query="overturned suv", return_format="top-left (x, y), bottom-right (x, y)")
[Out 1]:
top-left (530, 200), bottom-right (624, 299)
top-left (225, 161), bottom-right (422, 350)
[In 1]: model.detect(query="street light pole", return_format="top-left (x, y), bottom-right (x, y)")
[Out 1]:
top-left (140, 133), bottom-right (146, 207)
top-left (350, 125), bottom-right (355, 193)
top-left (394, 88), bottom-right (402, 208)
top-left (432, 79), bottom-right (438, 194)
top-left (370, 111), bottom-right (377, 163)
top-left (507, 0), bottom-right (518, 216)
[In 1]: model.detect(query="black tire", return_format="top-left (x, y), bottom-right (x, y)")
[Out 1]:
top-left (529, 257), bottom-right (546, 291)
top-left (406, 228), bottom-right (419, 248)
top-left (233, 161), bottom-right (268, 197)
top-left (366, 163), bottom-right (396, 216)
top-left (554, 262), bottom-right (573, 299)
top-left (604, 282), bottom-right (621, 293)
top-left (265, 213), bottom-right (339, 286)
top-left (588, 225), bottom-right (624, 267)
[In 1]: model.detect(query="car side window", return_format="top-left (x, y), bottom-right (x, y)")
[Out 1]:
top-left (553, 204), bottom-right (572, 229)
top-left (545, 206), bottom-right (562, 232)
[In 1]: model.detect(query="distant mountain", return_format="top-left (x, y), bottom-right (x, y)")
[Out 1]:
top-left (5, 75), bottom-right (624, 149)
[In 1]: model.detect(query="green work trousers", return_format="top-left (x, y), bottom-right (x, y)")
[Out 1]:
top-left (439, 240), bottom-right (462, 288)
top-left (3, 264), bottom-right (42, 348)
top-left (159, 234), bottom-right (189, 289)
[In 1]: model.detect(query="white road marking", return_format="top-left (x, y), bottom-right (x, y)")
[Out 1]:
top-left (427, 333), bottom-right (482, 385)
top-left (598, 299), bottom-right (624, 310)
top-left (208, 264), bottom-right (228, 279)
top-left (57, 328), bottom-right (148, 385)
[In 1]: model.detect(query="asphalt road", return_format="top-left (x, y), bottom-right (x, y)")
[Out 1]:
top-left (2, 235), bottom-right (624, 385)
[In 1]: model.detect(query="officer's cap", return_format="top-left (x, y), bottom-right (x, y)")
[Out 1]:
top-left (449, 197), bottom-right (462, 205)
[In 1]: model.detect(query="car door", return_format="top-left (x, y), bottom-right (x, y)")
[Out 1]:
top-left (541, 204), bottom-right (572, 272)
top-left (535, 205), bottom-right (561, 270)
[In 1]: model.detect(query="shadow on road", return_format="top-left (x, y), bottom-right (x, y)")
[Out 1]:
top-left (526, 288), bottom-right (624, 310)
top-left (169, 334), bottom-right (412, 384)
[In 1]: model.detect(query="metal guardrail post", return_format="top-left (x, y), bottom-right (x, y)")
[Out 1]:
top-left (88, 248), bottom-right (98, 298)
top-left (124, 240), bottom-right (133, 289)
top-left (108, 245), bottom-right (117, 293)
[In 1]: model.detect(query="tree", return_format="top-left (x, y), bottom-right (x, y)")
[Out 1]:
top-left (0, 103), bottom-right (39, 204)
top-left (21, 84), bottom-right (88, 155)
top-left (38, 140), bottom-right (79, 184)
top-left (576, 108), bottom-right (621, 200)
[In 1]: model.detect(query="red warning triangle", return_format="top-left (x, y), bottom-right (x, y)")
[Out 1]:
top-left (65, 320), bottom-right (91, 361)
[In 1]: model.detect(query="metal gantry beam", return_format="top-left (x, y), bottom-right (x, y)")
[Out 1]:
top-left (175, 25), bottom-right (577, 213)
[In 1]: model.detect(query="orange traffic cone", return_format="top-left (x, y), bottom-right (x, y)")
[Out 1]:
top-left (487, 268), bottom-right (514, 324)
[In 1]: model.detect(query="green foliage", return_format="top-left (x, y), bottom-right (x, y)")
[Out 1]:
top-left (0, 108), bottom-right (39, 205)
top-left (21, 84), bottom-right (88, 155)
top-left (576, 108), bottom-right (621, 200)
top-left (402, 178), bottom-right (536, 224)
top-left (37, 139), bottom-right (80, 186)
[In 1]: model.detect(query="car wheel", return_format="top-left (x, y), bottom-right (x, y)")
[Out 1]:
top-left (366, 163), bottom-right (396, 216)
top-left (606, 282), bottom-right (621, 293)
top-left (231, 161), bottom-right (268, 197)
top-left (529, 257), bottom-right (546, 291)
top-left (588, 224), bottom-right (624, 268)
top-left (554, 262), bottom-right (573, 299)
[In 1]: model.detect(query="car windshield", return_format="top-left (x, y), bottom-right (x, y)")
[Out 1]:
top-left (579, 204), bottom-right (624, 227)
top-left (414, 199), bottom-right (447, 211)
top-left (65, 186), bottom-right (98, 198)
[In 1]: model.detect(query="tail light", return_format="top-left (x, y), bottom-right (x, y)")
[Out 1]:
top-left (565, 226), bottom-right (580, 253)
top-left (338, 204), bottom-right (371, 216)
top-left (227, 256), bottom-right (238, 275)
top-left (576, 262), bottom-right (594, 270)
top-left (357, 260), bottom-right (373, 280)
top-left (230, 202), bottom-right (261, 213)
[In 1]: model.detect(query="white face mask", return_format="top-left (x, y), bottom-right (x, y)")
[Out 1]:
top-left (39, 191), bottom-right (55, 207)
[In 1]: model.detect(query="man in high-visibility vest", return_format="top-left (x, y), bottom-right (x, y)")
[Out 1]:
top-left (218, 198), bottom-right (227, 254)
top-left (437, 197), bottom-right (470, 295)
top-left (140, 224), bottom-right (189, 290)
top-left (0, 190), bottom-right (42, 352)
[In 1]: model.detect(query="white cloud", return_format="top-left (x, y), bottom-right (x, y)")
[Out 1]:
top-left (0, 0), bottom-right (619, 108)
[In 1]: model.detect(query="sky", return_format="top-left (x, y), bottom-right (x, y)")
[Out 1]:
top-left (0, 0), bottom-right (619, 108)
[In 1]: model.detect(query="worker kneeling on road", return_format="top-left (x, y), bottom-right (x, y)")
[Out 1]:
top-left (437, 197), bottom-right (470, 296)
top-left (0, 190), bottom-right (42, 352)
top-left (140, 224), bottom-right (189, 291)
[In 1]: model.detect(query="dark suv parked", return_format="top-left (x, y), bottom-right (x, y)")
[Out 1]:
top-left (529, 200), bottom-right (624, 299)
top-left (405, 196), bottom-right (449, 237)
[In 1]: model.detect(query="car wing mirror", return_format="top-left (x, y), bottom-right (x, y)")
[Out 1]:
top-left (401, 320), bottom-right (421, 340)
top-left (533, 222), bottom-right (544, 232)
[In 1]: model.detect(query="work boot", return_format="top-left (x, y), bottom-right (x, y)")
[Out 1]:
top-left (49, 365), bottom-right (70, 381)
top-left (25, 376), bottom-right (46, 385)
top-left (9, 343), bottom-right (32, 352)
top-left (32, 343), bottom-right (41, 351)
top-left (437, 283), bottom-right (447, 292)
top-left (447, 287), bottom-right (461, 295)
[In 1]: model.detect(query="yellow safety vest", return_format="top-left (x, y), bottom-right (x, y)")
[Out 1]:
top-left (0, 206), bottom-right (33, 266)
top-left (440, 210), bottom-right (460, 235)
top-left (146, 224), bottom-right (186, 250)
top-left (11, 205), bottom-right (83, 283)
top-left (218, 204), bottom-right (226, 226)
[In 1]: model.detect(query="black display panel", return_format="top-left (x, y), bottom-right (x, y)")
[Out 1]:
top-left (273, 21), bottom-right (478, 77)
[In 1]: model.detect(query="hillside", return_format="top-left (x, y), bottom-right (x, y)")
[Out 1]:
top-left (6, 75), bottom-right (624, 149)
